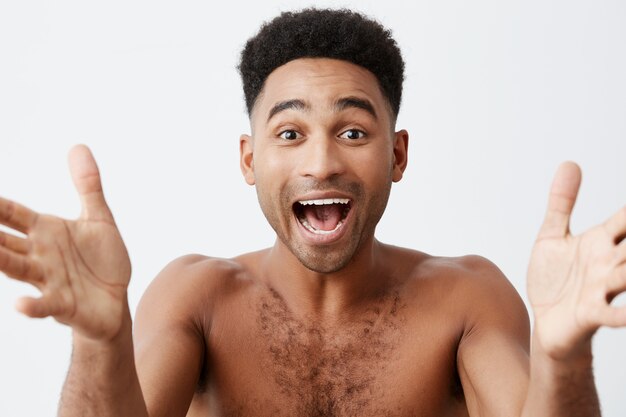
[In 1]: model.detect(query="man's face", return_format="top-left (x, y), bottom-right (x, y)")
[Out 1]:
top-left (240, 58), bottom-right (408, 273)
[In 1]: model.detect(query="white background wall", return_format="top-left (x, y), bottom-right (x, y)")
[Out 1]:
top-left (0, 0), bottom-right (624, 416)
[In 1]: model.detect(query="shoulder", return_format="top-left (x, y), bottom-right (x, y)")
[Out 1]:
top-left (158, 253), bottom-right (245, 277)
top-left (436, 256), bottom-right (532, 415)
top-left (132, 254), bottom-right (250, 413)
top-left (448, 254), bottom-right (529, 323)
top-left (409, 252), bottom-right (522, 299)
top-left (135, 253), bottom-right (258, 330)
top-left (393, 248), bottom-right (529, 331)
top-left (400, 251), bottom-right (531, 359)
top-left (410, 252), bottom-right (506, 282)
top-left (421, 254), bottom-right (530, 345)
top-left (142, 254), bottom-right (245, 298)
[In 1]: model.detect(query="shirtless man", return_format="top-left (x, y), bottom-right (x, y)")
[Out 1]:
top-left (1, 8), bottom-right (625, 417)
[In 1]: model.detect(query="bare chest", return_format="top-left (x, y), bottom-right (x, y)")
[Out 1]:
top-left (192, 289), bottom-right (467, 417)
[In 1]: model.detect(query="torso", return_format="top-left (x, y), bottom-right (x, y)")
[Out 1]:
top-left (184, 246), bottom-right (475, 417)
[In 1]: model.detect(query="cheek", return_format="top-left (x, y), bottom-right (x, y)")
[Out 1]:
top-left (254, 146), bottom-right (297, 179)
top-left (252, 149), bottom-right (295, 209)
top-left (353, 146), bottom-right (395, 180)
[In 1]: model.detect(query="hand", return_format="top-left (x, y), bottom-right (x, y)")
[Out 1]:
top-left (0, 145), bottom-right (131, 341)
top-left (527, 161), bottom-right (626, 360)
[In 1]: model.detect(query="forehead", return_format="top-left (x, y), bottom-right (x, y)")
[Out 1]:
top-left (252, 58), bottom-right (390, 123)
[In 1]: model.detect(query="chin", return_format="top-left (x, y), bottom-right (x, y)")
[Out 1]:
top-left (291, 244), bottom-right (358, 274)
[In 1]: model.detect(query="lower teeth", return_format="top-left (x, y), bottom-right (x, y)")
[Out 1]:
top-left (299, 218), bottom-right (343, 235)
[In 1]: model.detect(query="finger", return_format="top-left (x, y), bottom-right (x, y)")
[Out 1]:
top-left (68, 145), bottom-right (114, 222)
top-left (597, 304), bottom-right (626, 328)
top-left (0, 196), bottom-right (39, 234)
top-left (0, 245), bottom-right (43, 283)
top-left (603, 206), bottom-right (626, 244)
top-left (0, 229), bottom-right (30, 254)
top-left (606, 263), bottom-right (626, 296)
top-left (537, 161), bottom-right (582, 240)
top-left (15, 295), bottom-right (63, 319)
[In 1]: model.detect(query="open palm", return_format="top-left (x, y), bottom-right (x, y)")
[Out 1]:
top-left (527, 162), bottom-right (626, 359)
top-left (0, 145), bottom-right (131, 341)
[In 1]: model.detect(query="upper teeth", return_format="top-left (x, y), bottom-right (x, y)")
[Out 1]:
top-left (298, 198), bottom-right (350, 206)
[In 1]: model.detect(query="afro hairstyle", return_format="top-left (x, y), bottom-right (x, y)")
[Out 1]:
top-left (238, 8), bottom-right (405, 119)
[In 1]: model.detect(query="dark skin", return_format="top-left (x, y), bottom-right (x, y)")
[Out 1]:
top-left (137, 248), bottom-right (527, 417)
top-left (135, 59), bottom-right (530, 416)
top-left (1, 57), bottom-right (624, 417)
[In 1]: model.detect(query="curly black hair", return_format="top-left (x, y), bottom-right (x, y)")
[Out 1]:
top-left (238, 8), bottom-right (405, 120)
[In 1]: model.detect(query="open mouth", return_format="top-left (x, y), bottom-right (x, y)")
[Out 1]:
top-left (293, 198), bottom-right (352, 235)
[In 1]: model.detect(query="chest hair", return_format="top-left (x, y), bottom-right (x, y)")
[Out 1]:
top-left (256, 287), bottom-right (406, 416)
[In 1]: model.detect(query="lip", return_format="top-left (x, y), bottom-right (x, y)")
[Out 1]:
top-left (293, 190), bottom-right (354, 204)
top-left (291, 191), bottom-right (354, 245)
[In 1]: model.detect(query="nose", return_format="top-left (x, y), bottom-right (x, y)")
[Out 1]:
top-left (296, 134), bottom-right (346, 180)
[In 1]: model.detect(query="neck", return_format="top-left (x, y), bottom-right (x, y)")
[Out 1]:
top-left (261, 237), bottom-right (390, 321)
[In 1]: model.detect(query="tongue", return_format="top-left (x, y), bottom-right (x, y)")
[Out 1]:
top-left (304, 204), bottom-right (343, 231)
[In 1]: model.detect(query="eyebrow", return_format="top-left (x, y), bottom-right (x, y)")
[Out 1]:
top-left (266, 96), bottom-right (378, 122)
top-left (267, 99), bottom-right (309, 122)
top-left (333, 96), bottom-right (377, 120)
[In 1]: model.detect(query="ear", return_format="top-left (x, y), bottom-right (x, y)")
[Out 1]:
top-left (239, 134), bottom-right (255, 185)
top-left (391, 129), bottom-right (409, 182)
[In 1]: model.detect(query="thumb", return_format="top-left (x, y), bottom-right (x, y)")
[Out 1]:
top-left (68, 144), bottom-right (114, 221)
top-left (15, 295), bottom-right (63, 319)
top-left (537, 161), bottom-right (582, 240)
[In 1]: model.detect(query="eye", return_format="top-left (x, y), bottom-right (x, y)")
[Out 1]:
top-left (278, 130), bottom-right (302, 140)
top-left (339, 129), bottom-right (366, 140)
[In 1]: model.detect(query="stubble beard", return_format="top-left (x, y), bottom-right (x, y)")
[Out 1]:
top-left (256, 177), bottom-right (392, 274)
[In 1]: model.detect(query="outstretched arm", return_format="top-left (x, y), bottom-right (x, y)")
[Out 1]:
top-left (522, 161), bottom-right (626, 416)
top-left (0, 145), bottom-right (146, 416)
top-left (457, 161), bottom-right (623, 417)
